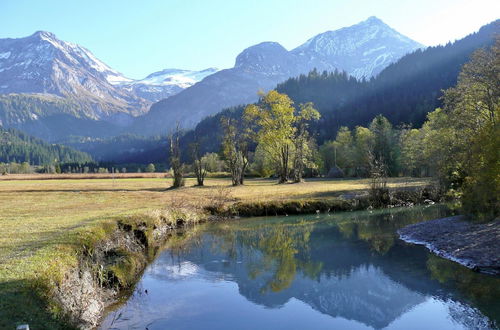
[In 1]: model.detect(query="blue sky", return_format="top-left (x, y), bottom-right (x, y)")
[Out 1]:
top-left (1, 0), bottom-right (498, 79)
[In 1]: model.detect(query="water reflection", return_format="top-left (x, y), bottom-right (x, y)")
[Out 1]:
top-left (101, 205), bottom-right (500, 330)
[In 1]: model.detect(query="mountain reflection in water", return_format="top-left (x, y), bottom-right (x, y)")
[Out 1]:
top-left (101, 205), bottom-right (500, 330)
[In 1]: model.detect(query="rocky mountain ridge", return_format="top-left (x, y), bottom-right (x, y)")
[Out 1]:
top-left (131, 16), bottom-right (423, 134)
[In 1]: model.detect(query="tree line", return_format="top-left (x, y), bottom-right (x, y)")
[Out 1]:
top-left (167, 41), bottom-right (498, 218)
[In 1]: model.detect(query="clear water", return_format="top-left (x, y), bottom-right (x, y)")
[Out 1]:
top-left (101, 205), bottom-right (500, 330)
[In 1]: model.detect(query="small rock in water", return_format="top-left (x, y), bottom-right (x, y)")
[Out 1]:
top-left (145, 289), bottom-right (148, 294)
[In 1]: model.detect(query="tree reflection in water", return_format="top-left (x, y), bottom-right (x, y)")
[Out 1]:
top-left (104, 205), bottom-right (499, 330)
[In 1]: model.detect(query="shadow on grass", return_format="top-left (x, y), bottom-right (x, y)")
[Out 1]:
top-left (0, 216), bottom-right (112, 263)
top-left (0, 280), bottom-right (75, 330)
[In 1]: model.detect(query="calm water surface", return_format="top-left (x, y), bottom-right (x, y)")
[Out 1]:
top-left (101, 205), bottom-right (500, 330)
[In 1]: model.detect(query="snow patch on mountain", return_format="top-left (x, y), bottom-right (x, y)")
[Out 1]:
top-left (0, 51), bottom-right (11, 59)
top-left (132, 68), bottom-right (218, 88)
top-left (292, 16), bottom-right (424, 78)
top-left (106, 74), bottom-right (133, 85)
top-left (116, 67), bottom-right (219, 102)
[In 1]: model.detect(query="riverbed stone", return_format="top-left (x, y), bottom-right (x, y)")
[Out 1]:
top-left (398, 216), bottom-right (500, 275)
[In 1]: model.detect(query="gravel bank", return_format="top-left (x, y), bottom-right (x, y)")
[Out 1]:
top-left (398, 216), bottom-right (500, 275)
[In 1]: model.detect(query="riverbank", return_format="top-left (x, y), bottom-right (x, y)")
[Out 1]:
top-left (0, 177), bottom-right (432, 329)
top-left (398, 216), bottom-right (500, 275)
top-left (209, 184), bottom-right (441, 217)
top-left (51, 208), bottom-right (207, 329)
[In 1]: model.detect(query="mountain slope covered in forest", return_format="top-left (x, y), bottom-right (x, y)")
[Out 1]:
top-left (0, 126), bottom-right (92, 165)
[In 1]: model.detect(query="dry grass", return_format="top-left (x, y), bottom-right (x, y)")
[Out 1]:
top-left (0, 176), bottom-right (429, 328)
top-left (0, 172), bottom-right (168, 181)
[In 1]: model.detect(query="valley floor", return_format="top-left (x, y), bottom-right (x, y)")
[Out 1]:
top-left (0, 176), bottom-right (428, 328)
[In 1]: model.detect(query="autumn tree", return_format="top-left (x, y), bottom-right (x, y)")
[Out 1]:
top-left (292, 102), bottom-right (321, 182)
top-left (244, 91), bottom-right (320, 183)
top-left (352, 126), bottom-right (374, 177)
top-left (332, 126), bottom-right (355, 176)
top-left (400, 128), bottom-right (428, 177)
top-left (190, 139), bottom-right (207, 186)
top-left (318, 141), bottom-right (336, 175)
top-left (221, 117), bottom-right (249, 186)
top-left (202, 152), bottom-right (224, 173)
top-left (369, 115), bottom-right (400, 176)
top-left (145, 163), bottom-right (155, 173)
top-left (169, 124), bottom-right (184, 188)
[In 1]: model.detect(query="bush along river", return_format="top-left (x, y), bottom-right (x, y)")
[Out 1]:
top-left (100, 205), bottom-right (500, 330)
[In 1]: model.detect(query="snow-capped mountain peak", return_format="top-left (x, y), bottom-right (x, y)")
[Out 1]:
top-left (0, 30), bottom-right (148, 118)
top-left (32, 30), bottom-right (56, 39)
top-left (291, 16), bottom-right (423, 78)
top-left (25, 31), bottom-right (133, 86)
top-left (0, 30), bottom-right (220, 106)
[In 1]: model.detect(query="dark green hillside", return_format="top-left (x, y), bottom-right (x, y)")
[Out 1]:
top-left (65, 134), bottom-right (166, 164)
top-left (0, 127), bottom-right (92, 165)
top-left (0, 94), bottom-right (124, 141)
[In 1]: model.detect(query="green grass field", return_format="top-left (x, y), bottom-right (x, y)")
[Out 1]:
top-left (0, 176), bottom-right (429, 328)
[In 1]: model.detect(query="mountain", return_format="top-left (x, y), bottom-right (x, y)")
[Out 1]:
top-left (0, 31), bottom-right (153, 140)
top-left (0, 31), bottom-right (149, 117)
top-left (130, 17), bottom-right (423, 135)
top-left (281, 18), bottom-right (500, 134)
top-left (292, 16), bottom-right (424, 78)
top-left (65, 133), bottom-right (167, 164)
top-left (0, 126), bottom-right (92, 165)
top-left (0, 17), bottom-right (421, 140)
top-left (118, 68), bottom-right (219, 102)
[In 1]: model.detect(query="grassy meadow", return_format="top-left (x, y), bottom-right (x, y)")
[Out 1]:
top-left (0, 175), bottom-right (429, 328)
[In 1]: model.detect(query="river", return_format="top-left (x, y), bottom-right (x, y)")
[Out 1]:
top-left (101, 205), bottom-right (499, 329)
